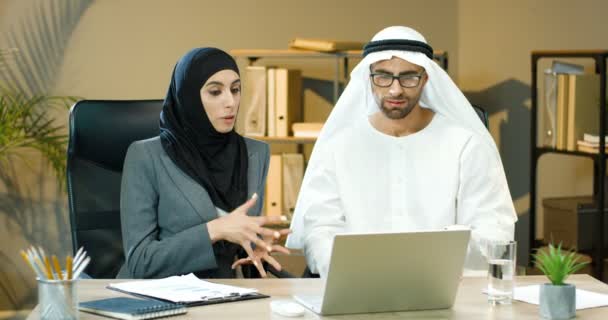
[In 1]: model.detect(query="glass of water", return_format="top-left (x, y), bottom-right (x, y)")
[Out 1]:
top-left (486, 240), bottom-right (516, 305)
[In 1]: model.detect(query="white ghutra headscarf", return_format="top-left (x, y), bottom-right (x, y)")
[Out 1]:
top-left (287, 26), bottom-right (512, 251)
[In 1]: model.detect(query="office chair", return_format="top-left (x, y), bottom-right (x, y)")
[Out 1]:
top-left (67, 100), bottom-right (164, 278)
top-left (471, 104), bottom-right (489, 129)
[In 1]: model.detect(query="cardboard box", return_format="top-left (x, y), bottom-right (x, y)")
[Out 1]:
top-left (542, 196), bottom-right (608, 250)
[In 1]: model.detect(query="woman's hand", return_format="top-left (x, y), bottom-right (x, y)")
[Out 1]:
top-left (207, 193), bottom-right (288, 276)
top-left (231, 228), bottom-right (291, 277)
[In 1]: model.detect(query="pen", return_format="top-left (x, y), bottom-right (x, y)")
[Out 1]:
top-left (73, 247), bottom-right (84, 265)
top-left (73, 250), bottom-right (87, 272)
top-left (72, 256), bottom-right (90, 280)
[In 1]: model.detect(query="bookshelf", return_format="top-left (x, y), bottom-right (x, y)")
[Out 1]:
top-left (530, 50), bottom-right (608, 280)
top-left (245, 136), bottom-right (317, 144)
top-left (231, 49), bottom-right (448, 143)
top-left (231, 49), bottom-right (448, 106)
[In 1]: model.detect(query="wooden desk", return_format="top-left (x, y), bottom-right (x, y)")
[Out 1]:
top-left (27, 275), bottom-right (608, 319)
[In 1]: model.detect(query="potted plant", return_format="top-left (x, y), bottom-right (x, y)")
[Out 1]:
top-left (532, 243), bottom-right (589, 319)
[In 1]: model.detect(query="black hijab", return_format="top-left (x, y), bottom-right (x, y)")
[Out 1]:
top-left (159, 48), bottom-right (248, 212)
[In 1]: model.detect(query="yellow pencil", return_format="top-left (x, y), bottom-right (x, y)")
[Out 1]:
top-left (52, 255), bottom-right (63, 280)
top-left (43, 256), bottom-right (54, 279)
top-left (66, 256), bottom-right (73, 280)
top-left (19, 250), bottom-right (36, 274)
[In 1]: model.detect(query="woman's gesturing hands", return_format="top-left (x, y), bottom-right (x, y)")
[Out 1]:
top-left (207, 194), bottom-right (291, 277)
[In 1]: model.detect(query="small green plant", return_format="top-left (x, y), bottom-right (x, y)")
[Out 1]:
top-left (532, 243), bottom-right (589, 286)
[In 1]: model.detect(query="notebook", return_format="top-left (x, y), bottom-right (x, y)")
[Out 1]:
top-left (79, 297), bottom-right (187, 320)
top-left (107, 273), bottom-right (268, 307)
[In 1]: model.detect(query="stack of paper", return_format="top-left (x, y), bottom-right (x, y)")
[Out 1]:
top-left (577, 133), bottom-right (608, 153)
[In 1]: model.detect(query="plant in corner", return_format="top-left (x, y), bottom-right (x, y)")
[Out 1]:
top-left (532, 243), bottom-right (589, 319)
top-left (0, 48), bottom-right (77, 189)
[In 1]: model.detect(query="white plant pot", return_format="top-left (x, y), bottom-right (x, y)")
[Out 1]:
top-left (539, 283), bottom-right (575, 319)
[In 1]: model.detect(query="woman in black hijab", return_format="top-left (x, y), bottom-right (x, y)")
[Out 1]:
top-left (117, 48), bottom-right (289, 279)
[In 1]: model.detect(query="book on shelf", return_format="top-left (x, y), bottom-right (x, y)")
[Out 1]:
top-left (79, 297), bottom-right (187, 320)
top-left (275, 69), bottom-right (302, 136)
top-left (577, 140), bottom-right (603, 147)
top-left (551, 61), bottom-right (585, 75)
top-left (539, 62), bottom-right (588, 149)
top-left (566, 74), bottom-right (600, 151)
top-left (236, 66), bottom-right (267, 136)
top-left (583, 133), bottom-right (608, 144)
top-left (292, 122), bottom-right (324, 138)
top-left (266, 68), bottom-right (277, 136)
top-left (288, 38), bottom-right (364, 52)
top-left (265, 154), bottom-right (283, 216)
top-left (539, 70), bottom-right (558, 147)
top-left (264, 153), bottom-right (305, 219)
top-left (266, 68), bottom-right (302, 137)
top-left (577, 142), bottom-right (608, 154)
top-left (556, 74), bottom-right (570, 149)
top-left (282, 153), bottom-right (304, 219)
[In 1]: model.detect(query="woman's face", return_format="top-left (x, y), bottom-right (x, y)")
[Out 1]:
top-left (199, 69), bottom-right (241, 133)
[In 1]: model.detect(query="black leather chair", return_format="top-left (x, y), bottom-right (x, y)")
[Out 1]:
top-left (67, 100), bottom-right (164, 278)
top-left (471, 104), bottom-right (489, 129)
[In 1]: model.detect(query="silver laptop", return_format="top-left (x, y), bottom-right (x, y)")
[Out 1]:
top-left (294, 229), bottom-right (471, 315)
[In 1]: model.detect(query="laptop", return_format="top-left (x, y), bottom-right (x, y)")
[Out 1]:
top-left (294, 229), bottom-right (471, 315)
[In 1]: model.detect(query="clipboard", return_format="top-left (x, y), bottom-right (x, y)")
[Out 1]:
top-left (107, 286), bottom-right (269, 307)
top-left (106, 273), bottom-right (269, 307)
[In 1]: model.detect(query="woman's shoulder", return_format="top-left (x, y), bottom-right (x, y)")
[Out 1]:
top-left (125, 136), bottom-right (163, 163)
top-left (242, 136), bottom-right (269, 157)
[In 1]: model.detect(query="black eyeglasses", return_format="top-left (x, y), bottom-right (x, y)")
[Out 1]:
top-left (370, 71), bottom-right (425, 88)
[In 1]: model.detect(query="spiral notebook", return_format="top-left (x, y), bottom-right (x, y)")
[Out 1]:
top-left (79, 297), bottom-right (187, 320)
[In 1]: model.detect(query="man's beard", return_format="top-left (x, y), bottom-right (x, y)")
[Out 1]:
top-left (377, 94), bottom-right (420, 120)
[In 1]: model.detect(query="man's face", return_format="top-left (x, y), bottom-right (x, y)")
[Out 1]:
top-left (370, 57), bottom-right (428, 120)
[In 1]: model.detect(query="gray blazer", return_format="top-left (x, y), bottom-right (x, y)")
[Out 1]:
top-left (116, 136), bottom-right (269, 279)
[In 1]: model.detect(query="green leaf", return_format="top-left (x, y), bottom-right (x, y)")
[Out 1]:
top-left (0, 87), bottom-right (77, 190)
top-left (532, 242), bottom-right (589, 285)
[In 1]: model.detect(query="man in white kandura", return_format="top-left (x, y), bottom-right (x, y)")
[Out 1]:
top-left (286, 26), bottom-right (518, 278)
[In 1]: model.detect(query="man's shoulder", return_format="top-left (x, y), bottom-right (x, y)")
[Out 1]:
top-left (430, 113), bottom-right (476, 141)
top-left (322, 121), bottom-right (364, 147)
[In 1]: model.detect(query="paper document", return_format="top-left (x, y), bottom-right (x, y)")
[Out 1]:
top-left (511, 285), bottom-right (608, 310)
top-left (108, 273), bottom-right (258, 304)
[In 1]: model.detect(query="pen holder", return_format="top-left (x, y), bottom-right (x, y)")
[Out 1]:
top-left (38, 278), bottom-right (78, 320)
